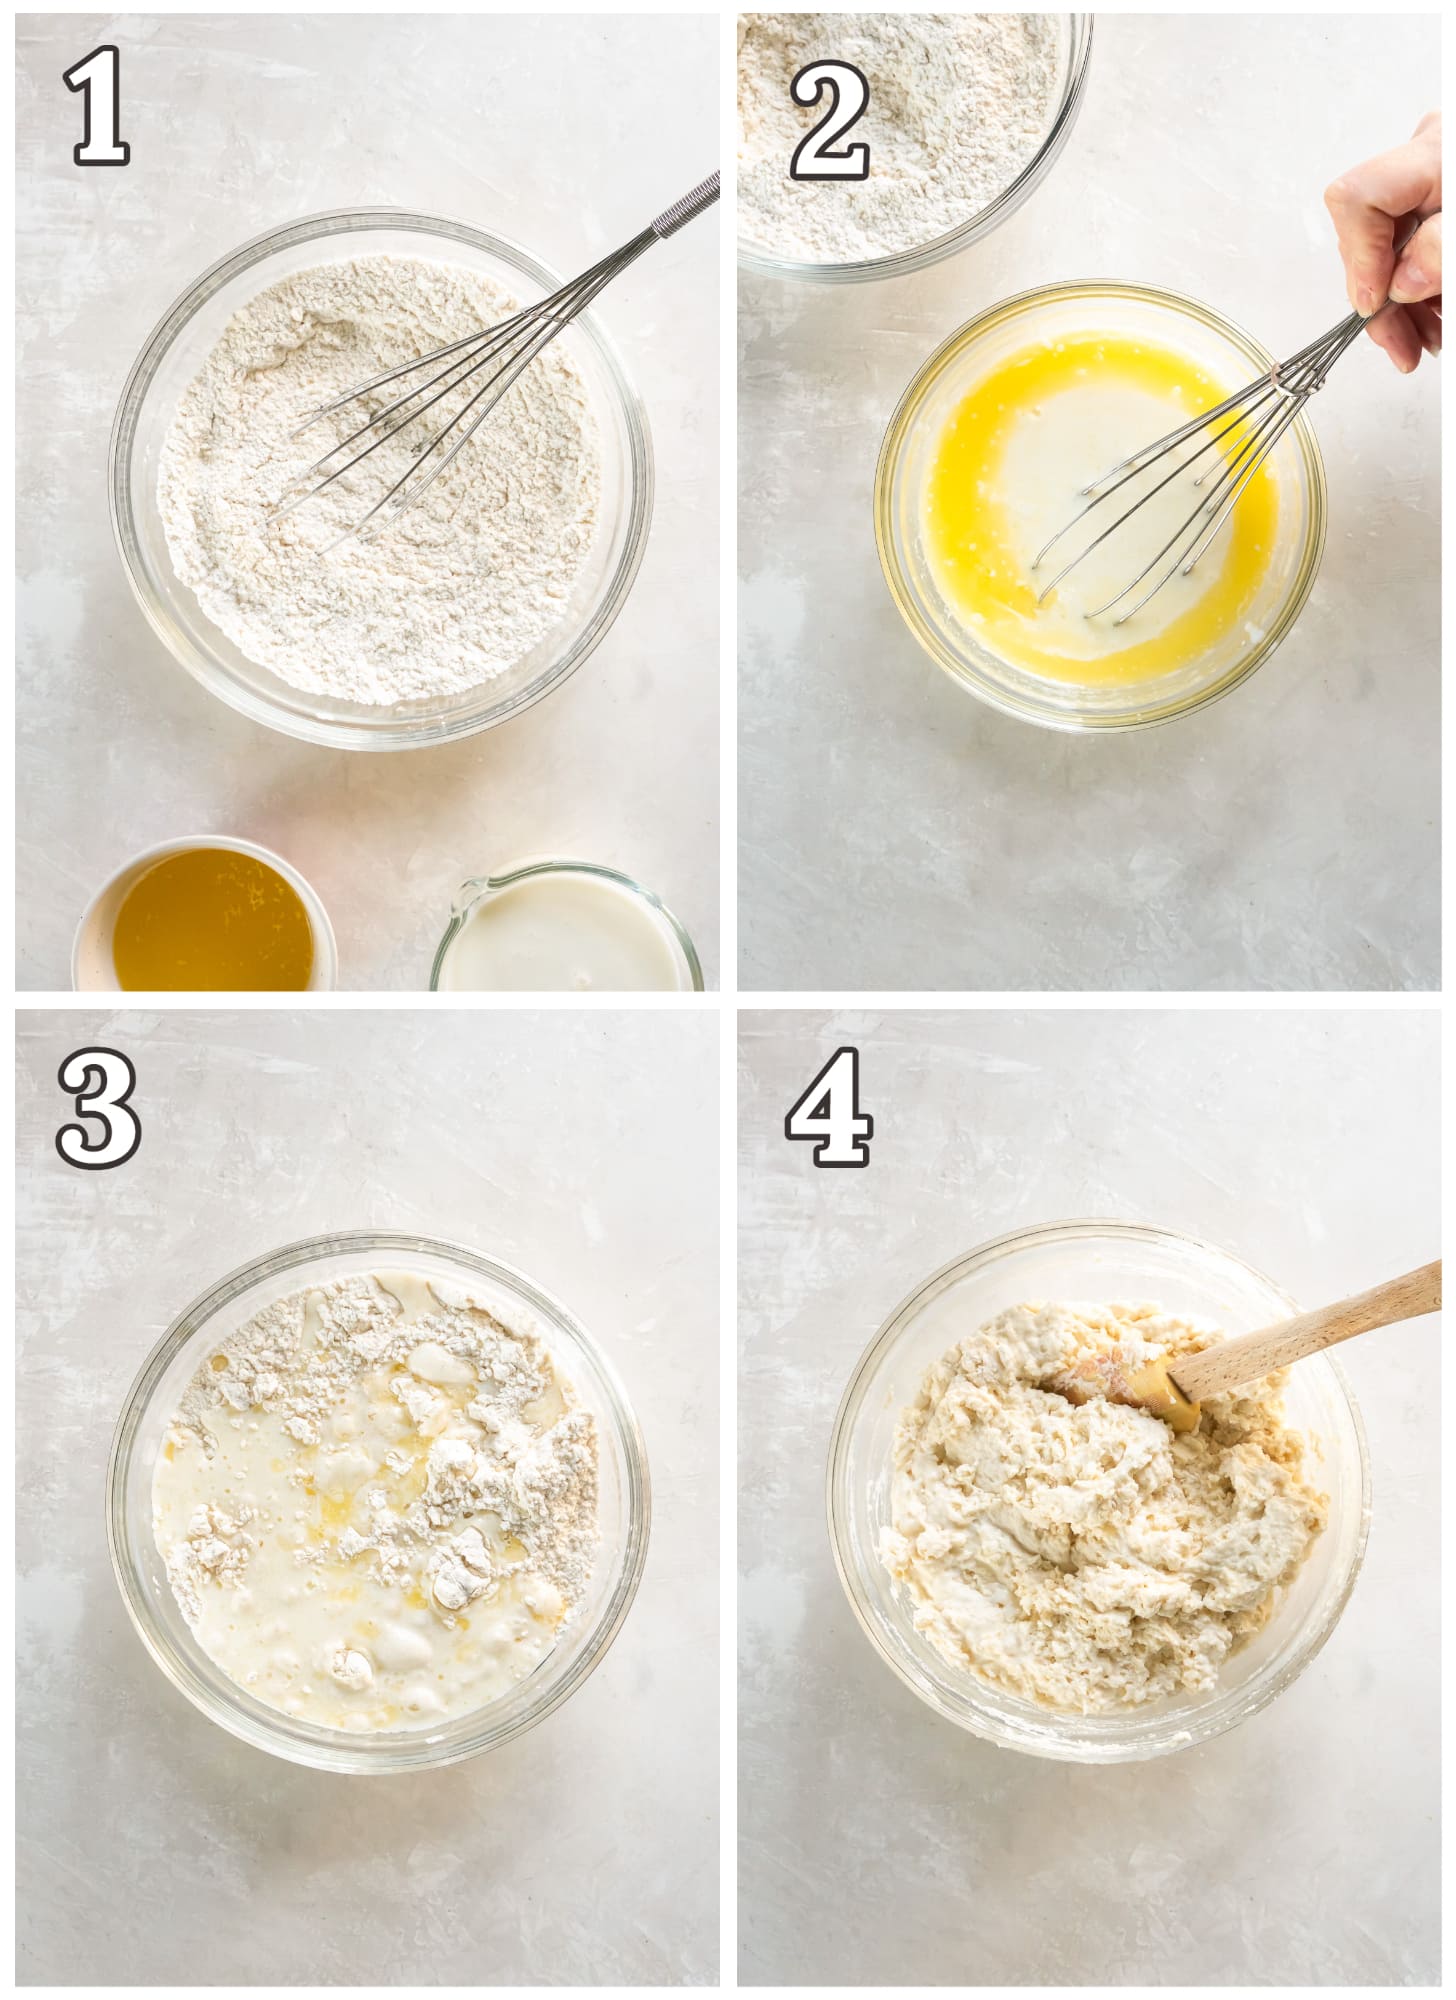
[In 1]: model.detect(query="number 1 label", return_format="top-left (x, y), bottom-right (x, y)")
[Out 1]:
top-left (63, 45), bottom-right (130, 167)
top-left (785, 1046), bottom-right (873, 1168)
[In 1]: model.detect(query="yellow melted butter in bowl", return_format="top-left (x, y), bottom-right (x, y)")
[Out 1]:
top-left (924, 331), bottom-right (1281, 689)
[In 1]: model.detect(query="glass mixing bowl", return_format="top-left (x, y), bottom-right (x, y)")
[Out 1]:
top-left (875, 282), bottom-right (1328, 730)
top-left (108, 1231), bottom-right (650, 1772)
top-left (738, 15), bottom-right (1094, 283)
top-left (828, 1220), bottom-right (1369, 1762)
top-left (110, 211), bottom-right (652, 750)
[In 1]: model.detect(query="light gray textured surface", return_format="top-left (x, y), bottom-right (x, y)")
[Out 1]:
top-left (738, 1008), bottom-right (1439, 1984)
top-left (738, 14), bottom-right (1440, 992)
top-left (17, 1009), bottom-right (719, 1986)
top-left (17, 13), bottom-right (719, 990)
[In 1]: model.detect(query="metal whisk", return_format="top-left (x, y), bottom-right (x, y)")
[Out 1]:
top-left (1032, 294), bottom-right (1395, 625)
top-left (271, 172), bottom-right (720, 546)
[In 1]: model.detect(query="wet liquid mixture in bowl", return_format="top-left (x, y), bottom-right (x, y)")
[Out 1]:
top-left (924, 331), bottom-right (1280, 687)
top-left (153, 1271), bottom-right (599, 1732)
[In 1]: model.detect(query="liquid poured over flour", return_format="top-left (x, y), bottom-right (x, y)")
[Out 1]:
top-left (153, 1271), bottom-right (599, 1731)
top-left (158, 255), bottom-right (602, 706)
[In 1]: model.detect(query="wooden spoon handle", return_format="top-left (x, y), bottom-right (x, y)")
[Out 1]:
top-left (1169, 1260), bottom-right (1442, 1405)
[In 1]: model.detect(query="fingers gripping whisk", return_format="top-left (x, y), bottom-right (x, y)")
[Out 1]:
top-left (1030, 300), bottom-right (1380, 625)
top-left (269, 173), bottom-right (720, 549)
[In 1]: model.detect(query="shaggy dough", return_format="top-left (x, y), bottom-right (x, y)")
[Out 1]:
top-left (881, 1302), bottom-right (1328, 1712)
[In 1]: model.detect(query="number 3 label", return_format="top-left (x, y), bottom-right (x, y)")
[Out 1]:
top-left (789, 61), bottom-right (871, 182)
top-left (785, 1046), bottom-right (873, 1168)
top-left (56, 1048), bottom-right (141, 1170)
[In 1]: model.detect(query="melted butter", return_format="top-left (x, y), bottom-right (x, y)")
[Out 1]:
top-left (111, 847), bottom-right (315, 992)
top-left (924, 331), bottom-right (1281, 688)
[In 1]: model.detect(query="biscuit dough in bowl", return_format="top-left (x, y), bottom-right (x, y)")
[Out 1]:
top-left (880, 1301), bottom-right (1327, 1712)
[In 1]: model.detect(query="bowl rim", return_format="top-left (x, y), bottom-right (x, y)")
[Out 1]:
top-left (874, 278), bottom-right (1329, 732)
top-left (429, 856), bottom-right (705, 993)
top-left (108, 206), bottom-right (654, 751)
top-left (737, 14), bottom-right (1095, 283)
top-left (71, 833), bottom-right (338, 993)
top-left (826, 1216), bottom-right (1372, 1762)
top-left (107, 1228), bottom-right (651, 1772)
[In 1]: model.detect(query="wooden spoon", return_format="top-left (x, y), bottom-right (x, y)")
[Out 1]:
top-left (1052, 1261), bottom-right (1441, 1433)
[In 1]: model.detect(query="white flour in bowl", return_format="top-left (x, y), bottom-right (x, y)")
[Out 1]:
top-left (737, 13), bottom-right (1063, 264)
top-left (158, 255), bottom-right (602, 706)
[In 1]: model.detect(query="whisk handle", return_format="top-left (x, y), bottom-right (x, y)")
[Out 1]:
top-left (652, 171), bottom-right (721, 238)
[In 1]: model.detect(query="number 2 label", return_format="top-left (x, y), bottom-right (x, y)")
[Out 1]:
top-left (56, 1048), bottom-right (141, 1170)
top-left (789, 61), bottom-right (870, 182)
top-left (785, 1046), bottom-right (873, 1168)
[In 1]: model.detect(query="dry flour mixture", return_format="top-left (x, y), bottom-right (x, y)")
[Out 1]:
top-left (159, 255), bottom-right (602, 706)
top-left (737, 13), bottom-right (1062, 263)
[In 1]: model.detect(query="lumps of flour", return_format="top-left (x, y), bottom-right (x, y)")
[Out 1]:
top-left (737, 14), bottom-right (1063, 263)
top-left (882, 1301), bottom-right (1328, 1713)
top-left (329, 1645), bottom-right (374, 1692)
top-left (158, 255), bottom-right (602, 707)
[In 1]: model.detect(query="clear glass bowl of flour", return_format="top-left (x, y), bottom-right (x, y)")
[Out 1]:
top-left (876, 281), bottom-right (1328, 730)
top-left (110, 211), bottom-right (652, 750)
top-left (108, 1232), bottom-right (649, 1772)
top-left (737, 14), bottom-right (1094, 284)
top-left (828, 1219), bottom-right (1370, 1763)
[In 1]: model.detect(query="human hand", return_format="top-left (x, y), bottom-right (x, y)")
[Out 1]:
top-left (1324, 111), bottom-right (1441, 373)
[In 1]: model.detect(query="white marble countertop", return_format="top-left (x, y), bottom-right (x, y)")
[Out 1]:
top-left (738, 1008), bottom-right (1439, 1984)
top-left (17, 13), bottom-right (719, 990)
top-left (739, 14), bottom-right (1439, 992)
top-left (17, 1009), bottom-right (719, 1984)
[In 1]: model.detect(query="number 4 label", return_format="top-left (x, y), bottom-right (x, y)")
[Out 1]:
top-left (785, 1046), bottom-right (873, 1168)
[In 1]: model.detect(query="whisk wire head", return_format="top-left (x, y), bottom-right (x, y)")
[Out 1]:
top-left (1031, 299), bottom-right (1377, 624)
top-left (271, 176), bottom-right (718, 544)
top-left (351, 237), bottom-right (656, 545)
top-left (1089, 397), bottom-right (1301, 624)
